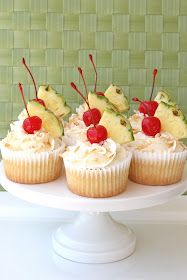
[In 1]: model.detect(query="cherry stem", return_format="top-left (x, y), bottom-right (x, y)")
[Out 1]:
top-left (132, 97), bottom-right (142, 103)
top-left (78, 67), bottom-right (88, 99)
top-left (132, 97), bottom-right (151, 116)
top-left (89, 54), bottom-right (97, 93)
top-left (149, 68), bottom-right (158, 101)
top-left (22, 57), bottom-right (38, 99)
top-left (18, 83), bottom-right (30, 118)
top-left (70, 82), bottom-right (96, 127)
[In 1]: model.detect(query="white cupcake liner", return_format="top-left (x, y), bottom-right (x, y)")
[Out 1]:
top-left (1, 145), bottom-right (64, 184)
top-left (129, 150), bottom-right (187, 185)
top-left (63, 151), bottom-right (132, 198)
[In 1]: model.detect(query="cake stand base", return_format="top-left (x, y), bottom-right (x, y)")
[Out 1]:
top-left (52, 212), bottom-right (136, 264)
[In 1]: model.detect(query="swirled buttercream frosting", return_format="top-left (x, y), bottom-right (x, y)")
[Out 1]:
top-left (127, 131), bottom-right (186, 153)
top-left (128, 111), bottom-right (145, 134)
top-left (1, 120), bottom-right (63, 152)
top-left (63, 104), bottom-right (91, 146)
top-left (63, 138), bottom-right (127, 168)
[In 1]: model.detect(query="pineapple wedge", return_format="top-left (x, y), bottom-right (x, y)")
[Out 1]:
top-left (38, 85), bottom-right (71, 118)
top-left (104, 84), bottom-right (129, 112)
top-left (99, 109), bottom-right (134, 144)
top-left (88, 92), bottom-right (117, 115)
top-left (154, 90), bottom-right (176, 106)
top-left (154, 101), bottom-right (187, 139)
top-left (27, 100), bottom-right (64, 138)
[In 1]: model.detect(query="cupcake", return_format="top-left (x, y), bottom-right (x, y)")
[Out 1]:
top-left (127, 132), bottom-right (187, 185)
top-left (0, 58), bottom-right (70, 184)
top-left (61, 54), bottom-right (134, 198)
top-left (63, 139), bottom-right (132, 198)
top-left (129, 69), bottom-right (187, 185)
top-left (1, 113), bottom-right (65, 184)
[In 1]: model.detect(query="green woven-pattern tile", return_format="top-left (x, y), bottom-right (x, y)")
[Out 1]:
top-left (45, 49), bottom-right (63, 67)
top-left (162, 33), bottom-right (179, 51)
top-left (130, 15), bottom-right (145, 32)
top-left (162, 0), bottom-right (179, 16)
top-left (162, 52), bottom-right (178, 68)
top-left (146, 33), bottom-right (162, 50)
top-left (31, 13), bottom-right (46, 30)
top-left (14, 0), bottom-right (30, 12)
top-left (145, 15), bottom-right (163, 32)
top-left (13, 12), bottom-right (30, 30)
top-left (30, 49), bottom-right (45, 66)
top-left (145, 51), bottom-right (162, 68)
top-left (129, 0), bottom-right (146, 15)
top-left (0, 0), bottom-right (187, 191)
top-left (147, 0), bottom-right (162, 14)
top-left (0, 49), bottom-right (12, 65)
top-left (96, 32), bottom-right (113, 50)
top-left (180, 0), bottom-right (187, 15)
top-left (113, 15), bottom-right (129, 32)
top-left (98, 15), bottom-right (112, 31)
top-left (130, 51), bottom-right (145, 68)
top-left (96, 0), bottom-right (113, 15)
top-left (80, 14), bottom-right (96, 31)
top-left (164, 16), bottom-right (178, 32)
top-left (81, 0), bottom-right (96, 13)
top-left (0, 12), bottom-right (12, 29)
top-left (112, 50), bottom-right (129, 68)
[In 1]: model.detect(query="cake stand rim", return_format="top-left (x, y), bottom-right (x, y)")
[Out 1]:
top-left (0, 161), bottom-right (187, 212)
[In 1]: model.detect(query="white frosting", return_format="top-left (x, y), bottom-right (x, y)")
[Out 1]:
top-left (128, 111), bottom-right (145, 134)
top-left (127, 131), bottom-right (186, 153)
top-left (63, 119), bottom-right (88, 146)
top-left (63, 138), bottom-right (127, 168)
top-left (1, 120), bottom-right (63, 152)
top-left (75, 103), bottom-right (88, 116)
top-left (63, 104), bottom-right (89, 146)
top-left (18, 109), bottom-right (27, 121)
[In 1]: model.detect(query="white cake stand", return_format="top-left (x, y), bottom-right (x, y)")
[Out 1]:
top-left (1, 162), bottom-right (187, 264)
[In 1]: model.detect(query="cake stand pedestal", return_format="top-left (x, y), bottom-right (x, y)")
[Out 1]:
top-left (0, 162), bottom-right (187, 264)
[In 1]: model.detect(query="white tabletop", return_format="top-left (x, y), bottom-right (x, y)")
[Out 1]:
top-left (0, 193), bottom-right (187, 280)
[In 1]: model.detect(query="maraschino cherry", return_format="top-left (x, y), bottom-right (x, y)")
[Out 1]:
top-left (77, 67), bottom-right (101, 126)
top-left (142, 116), bottom-right (161, 137)
top-left (22, 58), bottom-right (45, 107)
top-left (18, 83), bottom-right (42, 134)
top-left (89, 54), bottom-right (104, 96)
top-left (86, 125), bottom-right (108, 144)
top-left (132, 97), bottom-right (161, 136)
top-left (83, 108), bottom-right (101, 127)
top-left (133, 68), bottom-right (158, 116)
top-left (132, 97), bottom-right (158, 116)
top-left (70, 82), bottom-right (107, 143)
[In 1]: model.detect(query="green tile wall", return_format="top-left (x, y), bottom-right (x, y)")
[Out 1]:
top-left (0, 0), bottom-right (187, 190)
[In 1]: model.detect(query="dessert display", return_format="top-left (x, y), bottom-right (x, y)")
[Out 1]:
top-left (0, 58), bottom-right (67, 184)
top-left (62, 54), bottom-right (133, 198)
top-left (128, 69), bottom-right (187, 186)
top-left (1, 54), bottom-right (186, 192)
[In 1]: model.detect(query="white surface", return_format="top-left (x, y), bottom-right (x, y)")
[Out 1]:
top-left (52, 212), bottom-right (136, 263)
top-left (0, 193), bottom-right (187, 280)
top-left (1, 162), bottom-right (187, 212)
top-left (1, 162), bottom-right (187, 264)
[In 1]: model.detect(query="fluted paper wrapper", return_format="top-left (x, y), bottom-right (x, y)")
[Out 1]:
top-left (1, 145), bottom-right (64, 184)
top-left (63, 152), bottom-right (132, 198)
top-left (129, 150), bottom-right (187, 186)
